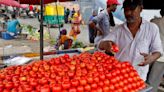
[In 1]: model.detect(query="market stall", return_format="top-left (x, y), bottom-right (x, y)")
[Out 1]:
top-left (0, 51), bottom-right (153, 92)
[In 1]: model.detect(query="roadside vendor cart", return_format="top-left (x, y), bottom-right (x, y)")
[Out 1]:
top-left (0, 49), bottom-right (153, 92)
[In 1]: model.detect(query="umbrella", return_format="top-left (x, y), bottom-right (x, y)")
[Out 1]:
top-left (20, 4), bottom-right (28, 9)
top-left (17, 0), bottom-right (75, 60)
top-left (0, 0), bottom-right (13, 6)
top-left (0, 0), bottom-right (21, 8)
top-left (11, 0), bottom-right (21, 7)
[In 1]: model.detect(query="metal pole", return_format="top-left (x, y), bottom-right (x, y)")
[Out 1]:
top-left (40, 0), bottom-right (44, 60)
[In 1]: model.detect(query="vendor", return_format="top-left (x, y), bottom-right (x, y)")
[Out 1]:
top-left (59, 29), bottom-right (73, 49)
top-left (7, 14), bottom-right (21, 37)
top-left (98, 0), bottom-right (163, 82)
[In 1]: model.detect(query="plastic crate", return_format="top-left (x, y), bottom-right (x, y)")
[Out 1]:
top-left (1, 32), bottom-right (14, 40)
top-left (44, 15), bottom-right (64, 25)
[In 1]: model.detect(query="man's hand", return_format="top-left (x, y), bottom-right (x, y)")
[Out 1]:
top-left (138, 52), bottom-right (161, 66)
top-left (99, 41), bottom-right (114, 53)
top-left (138, 53), bottom-right (153, 66)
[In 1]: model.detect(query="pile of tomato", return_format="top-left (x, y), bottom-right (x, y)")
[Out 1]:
top-left (0, 52), bottom-right (146, 92)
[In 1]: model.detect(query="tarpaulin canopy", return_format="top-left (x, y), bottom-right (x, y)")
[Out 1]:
top-left (16, 0), bottom-right (75, 5)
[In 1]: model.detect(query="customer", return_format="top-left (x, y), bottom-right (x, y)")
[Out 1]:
top-left (98, 0), bottom-right (163, 83)
top-left (151, 7), bottom-right (164, 48)
top-left (88, 10), bottom-right (97, 44)
top-left (7, 14), bottom-right (21, 37)
top-left (69, 10), bottom-right (83, 41)
top-left (89, 0), bottom-right (120, 46)
top-left (149, 7), bottom-right (164, 92)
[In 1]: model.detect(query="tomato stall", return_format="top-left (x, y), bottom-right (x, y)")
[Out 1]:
top-left (0, 51), bottom-right (153, 92)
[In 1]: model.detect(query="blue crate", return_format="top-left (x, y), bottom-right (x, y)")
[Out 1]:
top-left (1, 32), bottom-right (14, 40)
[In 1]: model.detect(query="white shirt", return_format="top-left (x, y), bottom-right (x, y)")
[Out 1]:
top-left (101, 19), bottom-right (163, 81)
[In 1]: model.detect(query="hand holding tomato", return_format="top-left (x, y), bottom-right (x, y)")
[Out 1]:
top-left (99, 41), bottom-right (114, 53)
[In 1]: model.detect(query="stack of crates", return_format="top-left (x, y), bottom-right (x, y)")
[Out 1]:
top-left (44, 5), bottom-right (64, 25)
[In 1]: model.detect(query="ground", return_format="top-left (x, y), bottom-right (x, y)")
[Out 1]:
top-left (0, 18), bottom-right (90, 53)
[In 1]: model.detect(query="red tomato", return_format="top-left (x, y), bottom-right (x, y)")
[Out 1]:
top-left (93, 77), bottom-right (99, 83)
top-left (91, 83), bottom-right (97, 89)
top-left (69, 88), bottom-right (77, 92)
top-left (99, 74), bottom-right (105, 80)
top-left (79, 78), bottom-right (87, 86)
top-left (71, 79), bottom-right (79, 87)
top-left (40, 85), bottom-right (50, 92)
top-left (68, 71), bottom-right (75, 78)
top-left (84, 84), bottom-right (91, 91)
top-left (111, 44), bottom-right (119, 53)
top-left (5, 82), bottom-right (13, 89)
top-left (62, 82), bottom-right (71, 89)
top-left (97, 87), bottom-right (103, 92)
top-left (52, 84), bottom-right (62, 92)
top-left (77, 86), bottom-right (84, 92)
top-left (104, 79), bottom-right (110, 86)
top-left (98, 81), bottom-right (104, 87)
top-left (103, 86), bottom-right (109, 92)
top-left (87, 77), bottom-right (93, 84)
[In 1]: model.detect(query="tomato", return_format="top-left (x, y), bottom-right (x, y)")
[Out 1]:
top-left (111, 44), bottom-right (119, 53)
top-left (93, 77), bottom-right (99, 83)
top-left (52, 84), bottom-right (62, 92)
top-left (104, 79), bottom-right (110, 86)
top-left (99, 74), bottom-right (105, 80)
top-left (71, 79), bottom-right (79, 87)
top-left (62, 82), bottom-right (71, 89)
top-left (77, 86), bottom-right (84, 92)
top-left (40, 78), bottom-right (48, 84)
top-left (106, 72), bottom-right (112, 79)
top-left (3, 89), bottom-right (10, 92)
top-left (91, 83), bottom-right (97, 89)
top-left (69, 88), bottom-right (77, 92)
top-left (5, 82), bottom-right (13, 89)
top-left (30, 80), bottom-right (37, 86)
top-left (87, 77), bottom-right (93, 84)
top-left (84, 84), bottom-right (91, 91)
top-left (69, 65), bottom-right (76, 71)
top-left (68, 71), bottom-right (75, 78)
top-left (23, 85), bottom-right (33, 92)
top-left (50, 73), bottom-right (56, 79)
top-left (40, 85), bottom-right (50, 92)
top-left (98, 81), bottom-right (104, 87)
top-left (80, 63), bottom-right (85, 68)
top-left (97, 87), bottom-right (103, 92)
top-left (79, 78), bottom-right (87, 86)
top-left (103, 86), bottom-right (109, 92)
top-left (109, 84), bottom-right (115, 91)
top-left (19, 76), bottom-right (27, 82)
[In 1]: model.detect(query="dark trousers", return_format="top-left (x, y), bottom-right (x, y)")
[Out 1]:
top-left (88, 26), bottom-right (96, 43)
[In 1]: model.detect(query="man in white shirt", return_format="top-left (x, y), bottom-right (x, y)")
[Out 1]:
top-left (98, 0), bottom-right (163, 82)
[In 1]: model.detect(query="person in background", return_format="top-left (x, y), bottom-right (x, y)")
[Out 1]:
top-left (71, 8), bottom-right (75, 19)
top-left (88, 10), bottom-right (97, 44)
top-left (151, 7), bottom-right (164, 48)
top-left (7, 14), bottom-right (21, 37)
top-left (65, 8), bottom-right (70, 23)
top-left (149, 7), bottom-right (164, 91)
top-left (98, 0), bottom-right (163, 88)
top-left (57, 29), bottom-right (73, 49)
top-left (69, 10), bottom-right (83, 41)
top-left (89, 0), bottom-right (120, 47)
